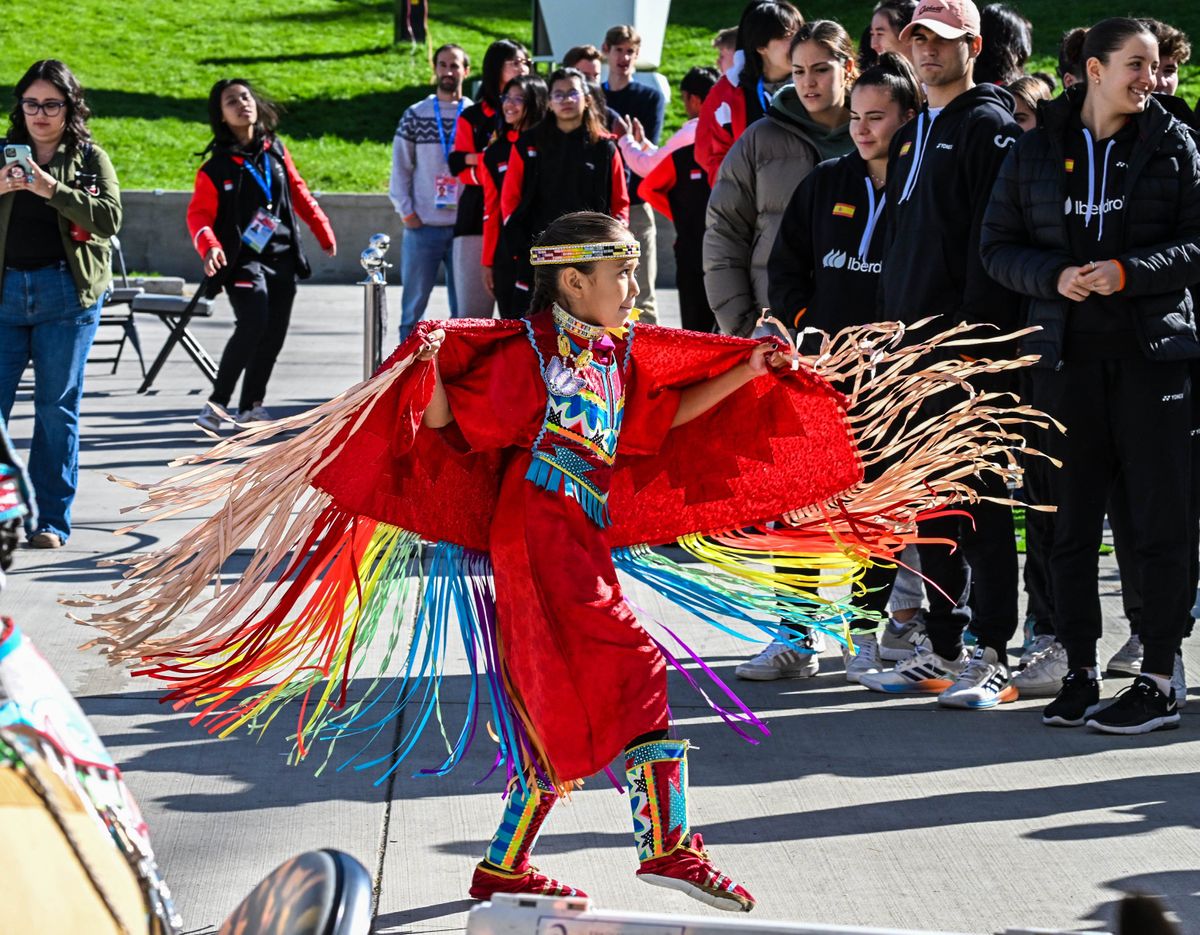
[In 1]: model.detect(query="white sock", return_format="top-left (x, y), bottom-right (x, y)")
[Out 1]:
top-left (1085, 667), bottom-right (1099, 680)
top-left (1146, 673), bottom-right (1173, 696)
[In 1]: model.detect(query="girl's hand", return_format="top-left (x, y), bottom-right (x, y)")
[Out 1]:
top-left (417, 328), bottom-right (445, 361)
top-left (481, 266), bottom-right (495, 298)
top-left (631, 117), bottom-right (646, 145)
top-left (1077, 259), bottom-right (1122, 296)
top-left (747, 342), bottom-right (788, 375)
top-left (203, 247), bottom-right (227, 277)
top-left (1056, 266), bottom-right (1090, 302)
top-left (23, 160), bottom-right (58, 199)
top-left (324, 243), bottom-right (337, 257)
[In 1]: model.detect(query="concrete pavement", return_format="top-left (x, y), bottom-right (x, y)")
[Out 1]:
top-left (4, 284), bottom-right (1198, 935)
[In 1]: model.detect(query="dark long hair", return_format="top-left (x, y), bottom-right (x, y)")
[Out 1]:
top-left (530, 211), bottom-right (632, 313)
top-left (481, 39), bottom-right (529, 111)
top-left (975, 4), bottom-right (1033, 85)
top-left (537, 68), bottom-right (606, 145)
top-left (7, 59), bottom-right (91, 156)
top-left (853, 51), bottom-right (923, 115)
top-left (1079, 18), bottom-right (1157, 96)
top-left (501, 74), bottom-right (548, 134)
top-left (738, 1), bottom-right (805, 86)
top-left (200, 77), bottom-right (280, 157)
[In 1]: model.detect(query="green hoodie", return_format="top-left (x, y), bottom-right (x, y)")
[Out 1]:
top-left (770, 85), bottom-right (854, 163)
top-left (0, 140), bottom-right (122, 308)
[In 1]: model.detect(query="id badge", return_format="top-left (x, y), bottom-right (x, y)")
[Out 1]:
top-left (433, 173), bottom-right (457, 210)
top-left (241, 207), bottom-right (280, 253)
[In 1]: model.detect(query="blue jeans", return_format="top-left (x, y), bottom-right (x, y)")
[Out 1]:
top-left (0, 265), bottom-right (102, 542)
top-left (398, 223), bottom-right (456, 343)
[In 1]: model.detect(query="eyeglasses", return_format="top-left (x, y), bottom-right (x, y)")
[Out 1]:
top-left (510, 57), bottom-right (532, 68)
top-left (500, 95), bottom-right (527, 106)
top-left (550, 90), bottom-right (582, 103)
top-left (20, 98), bottom-right (66, 117)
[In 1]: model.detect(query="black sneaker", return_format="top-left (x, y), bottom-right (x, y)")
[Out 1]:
top-left (1043, 668), bottom-right (1102, 727)
top-left (1086, 675), bottom-right (1181, 735)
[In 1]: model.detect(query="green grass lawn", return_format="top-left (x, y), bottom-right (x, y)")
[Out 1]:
top-left (10, 0), bottom-right (1200, 192)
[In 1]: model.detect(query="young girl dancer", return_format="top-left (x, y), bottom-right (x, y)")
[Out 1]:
top-left (82, 214), bottom-right (1041, 914)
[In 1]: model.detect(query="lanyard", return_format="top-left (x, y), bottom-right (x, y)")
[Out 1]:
top-left (857, 177), bottom-right (887, 260)
top-left (756, 78), bottom-right (771, 113)
top-left (242, 152), bottom-right (273, 209)
top-left (436, 98), bottom-right (465, 163)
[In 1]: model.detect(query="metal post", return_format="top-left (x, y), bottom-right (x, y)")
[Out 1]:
top-left (360, 233), bottom-right (392, 380)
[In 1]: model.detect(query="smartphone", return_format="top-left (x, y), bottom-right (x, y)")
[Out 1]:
top-left (3, 144), bottom-right (35, 181)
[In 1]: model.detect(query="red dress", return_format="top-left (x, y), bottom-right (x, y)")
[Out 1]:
top-left (440, 313), bottom-right (679, 781)
top-left (111, 312), bottom-right (870, 789)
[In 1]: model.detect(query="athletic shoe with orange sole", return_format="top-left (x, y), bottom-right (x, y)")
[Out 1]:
top-left (859, 646), bottom-right (968, 694)
top-left (636, 833), bottom-right (755, 912)
top-left (938, 646), bottom-right (1019, 708)
top-left (468, 860), bottom-right (587, 901)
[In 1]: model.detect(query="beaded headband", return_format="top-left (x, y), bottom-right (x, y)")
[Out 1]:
top-left (529, 241), bottom-right (641, 266)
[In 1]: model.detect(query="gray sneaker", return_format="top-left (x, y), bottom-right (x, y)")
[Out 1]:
top-left (735, 635), bottom-right (821, 680)
top-left (1106, 634), bottom-right (1143, 677)
top-left (1013, 641), bottom-right (1068, 697)
top-left (1019, 632), bottom-right (1057, 668)
top-left (236, 405), bottom-right (275, 423)
top-left (1173, 652), bottom-right (1188, 710)
top-left (195, 403), bottom-right (224, 434)
top-left (879, 617), bottom-right (931, 661)
top-left (842, 633), bottom-right (882, 684)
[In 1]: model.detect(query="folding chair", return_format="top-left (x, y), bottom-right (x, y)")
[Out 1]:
top-left (133, 279), bottom-right (217, 393)
top-left (89, 235), bottom-right (146, 376)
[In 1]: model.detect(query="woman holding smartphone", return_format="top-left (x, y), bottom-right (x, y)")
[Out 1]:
top-left (188, 78), bottom-right (336, 434)
top-left (0, 59), bottom-right (121, 549)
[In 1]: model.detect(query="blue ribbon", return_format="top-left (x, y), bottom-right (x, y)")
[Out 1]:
top-left (242, 152), bottom-right (273, 209)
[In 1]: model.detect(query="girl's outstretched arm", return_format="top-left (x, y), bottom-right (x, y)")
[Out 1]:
top-left (670, 343), bottom-right (788, 428)
top-left (419, 329), bottom-right (455, 428)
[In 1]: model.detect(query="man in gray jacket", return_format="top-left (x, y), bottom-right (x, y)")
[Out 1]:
top-left (390, 43), bottom-right (472, 342)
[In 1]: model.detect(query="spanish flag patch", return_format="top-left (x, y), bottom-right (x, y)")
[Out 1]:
top-left (900, 141), bottom-right (913, 156)
top-left (832, 203), bottom-right (856, 218)
top-left (1064, 158), bottom-right (1075, 173)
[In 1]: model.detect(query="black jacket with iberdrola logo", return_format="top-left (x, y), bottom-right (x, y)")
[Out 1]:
top-left (879, 83), bottom-right (1022, 333)
top-left (768, 151), bottom-right (887, 349)
top-left (981, 88), bottom-right (1200, 368)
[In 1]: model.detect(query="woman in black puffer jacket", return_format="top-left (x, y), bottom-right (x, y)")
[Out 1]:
top-left (981, 17), bottom-right (1200, 736)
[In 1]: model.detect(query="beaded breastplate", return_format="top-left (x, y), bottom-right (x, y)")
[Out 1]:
top-left (523, 305), bottom-right (633, 527)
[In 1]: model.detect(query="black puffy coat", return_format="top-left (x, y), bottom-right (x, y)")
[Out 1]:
top-left (980, 89), bottom-right (1200, 368)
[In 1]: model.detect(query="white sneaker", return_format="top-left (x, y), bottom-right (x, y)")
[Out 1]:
top-left (195, 403), bottom-right (224, 434)
top-left (1106, 634), bottom-right (1143, 677)
top-left (734, 635), bottom-right (821, 681)
top-left (236, 405), bottom-right (275, 423)
top-left (859, 646), bottom-right (968, 694)
top-left (1012, 641), bottom-right (1068, 697)
top-left (939, 646), bottom-right (1018, 709)
top-left (1018, 632), bottom-right (1057, 668)
top-left (842, 633), bottom-right (882, 684)
top-left (879, 617), bottom-right (932, 661)
top-left (1173, 652), bottom-right (1188, 710)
